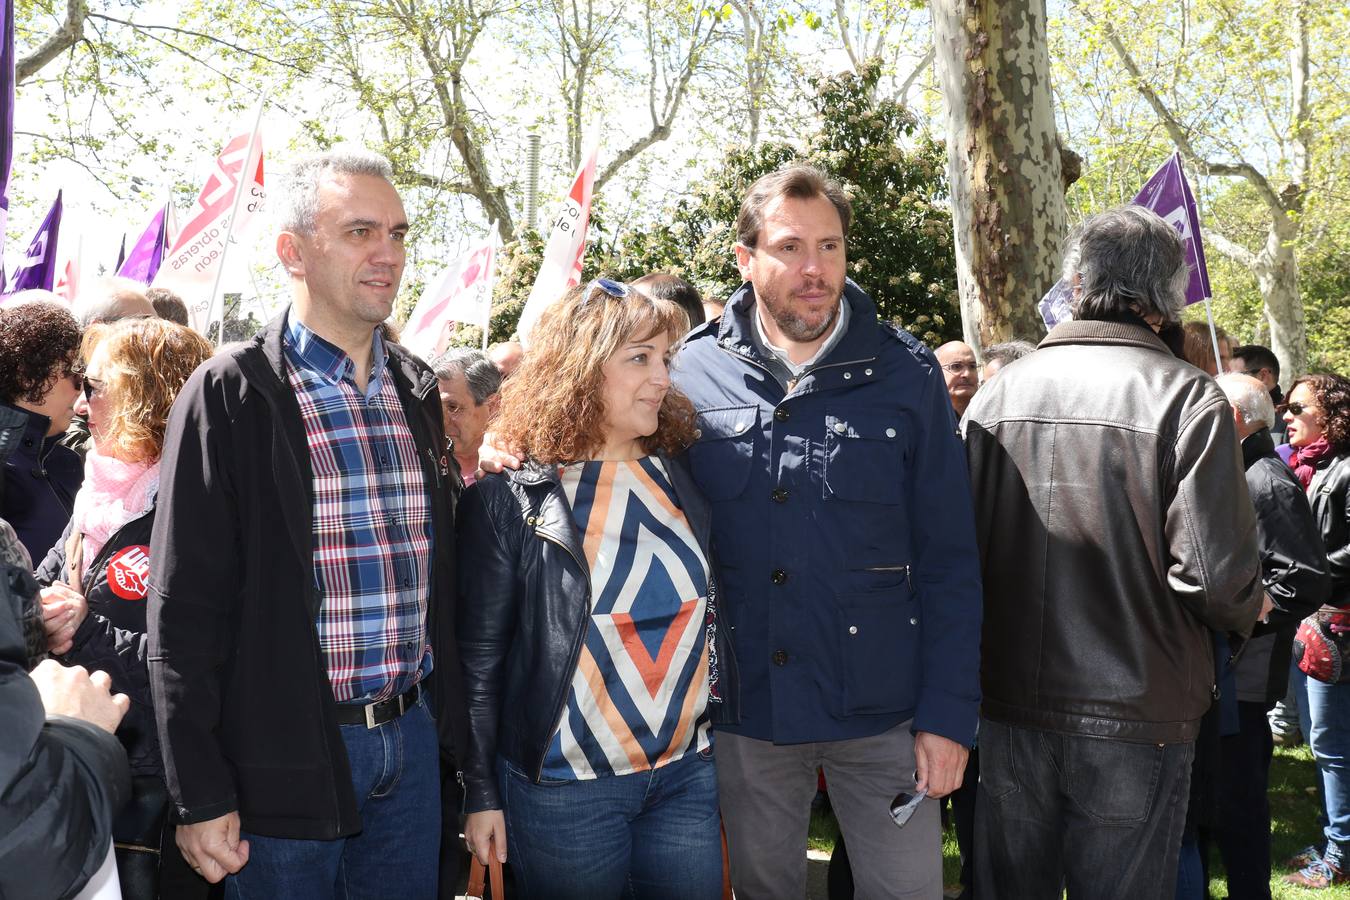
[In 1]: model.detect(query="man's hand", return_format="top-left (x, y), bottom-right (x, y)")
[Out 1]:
top-left (28, 660), bottom-right (129, 734)
top-left (177, 813), bottom-right (250, 883)
top-left (914, 731), bottom-right (969, 799)
top-left (40, 583), bottom-right (88, 655)
top-left (464, 810), bottom-right (508, 865)
top-left (1259, 591), bottom-right (1276, 624)
top-left (476, 431), bottom-right (522, 478)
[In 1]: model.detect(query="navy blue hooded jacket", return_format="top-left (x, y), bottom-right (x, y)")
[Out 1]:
top-left (672, 281), bottom-right (982, 746)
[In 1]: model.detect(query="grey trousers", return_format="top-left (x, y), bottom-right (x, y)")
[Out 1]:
top-left (716, 721), bottom-right (942, 899)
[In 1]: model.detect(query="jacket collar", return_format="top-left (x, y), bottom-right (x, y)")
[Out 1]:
top-left (715, 279), bottom-right (881, 367)
top-left (1040, 319), bottom-right (1173, 355)
top-left (1241, 428), bottom-right (1277, 470)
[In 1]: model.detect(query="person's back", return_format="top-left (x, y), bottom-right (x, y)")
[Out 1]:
top-left (967, 324), bottom-right (1258, 737)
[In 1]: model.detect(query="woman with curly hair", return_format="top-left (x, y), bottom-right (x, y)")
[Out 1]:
top-left (0, 297), bottom-right (84, 562)
top-left (1284, 372), bottom-right (1350, 889)
top-left (35, 316), bottom-right (213, 900)
top-left (458, 280), bottom-right (738, 898)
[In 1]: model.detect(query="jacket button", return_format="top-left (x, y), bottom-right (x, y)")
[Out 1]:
top-left (771, 569), bottom-right (787, 585)
top-left (774, 407), bottom-right (789, 422)
top-left (771, 488), bottom-right (789, 503)
top-left (772, 649), bottom-right (788, 666)
top-left (910, 617), bottom-right (919, 625)
top-left (848, 625), bottom-right (858, 635)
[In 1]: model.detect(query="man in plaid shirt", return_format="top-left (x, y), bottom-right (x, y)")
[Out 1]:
top-left (149, 150), bottom-right (467, 899)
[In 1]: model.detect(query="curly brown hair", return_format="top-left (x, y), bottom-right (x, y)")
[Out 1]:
top-left (493, 282), bottom-right (699, 464)
top-left (83, 318), bottom-right (213, 462)
top-left (1290, 373), bottom-right (1350, 454)
top-left (0, 300), bottom-right (82, 406)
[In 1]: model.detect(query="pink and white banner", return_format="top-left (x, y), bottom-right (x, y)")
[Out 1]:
top-left (154, 124), bottom-right (266, 332)
top-left (516, 136), bottom-right (600, 345)
top-left (402, 238), bottom-right (498, 360)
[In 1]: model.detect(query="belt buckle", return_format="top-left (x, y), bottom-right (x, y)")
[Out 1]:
top-left (364, 701), bottom-right (379, 730)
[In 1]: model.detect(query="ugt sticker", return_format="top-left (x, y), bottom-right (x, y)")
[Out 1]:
top-left (106, 546), bottom-right (151, 600)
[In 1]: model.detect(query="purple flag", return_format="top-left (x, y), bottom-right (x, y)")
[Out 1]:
top-left (117, 203), bottom-right (169, 284)
top-left (1040, 152), bottom-right (1213, 328)
top-left (6, 191), bottom-right (63, 293)
top-left (2, 0), bottom-right (16, 279)
top-left (1132, 152), bottom-right (1211, 306)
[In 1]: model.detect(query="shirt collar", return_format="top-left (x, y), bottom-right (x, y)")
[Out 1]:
top-left (751, 294), bottom-right (850, 377)
top-left (284, 309), bottom-right (388, 389)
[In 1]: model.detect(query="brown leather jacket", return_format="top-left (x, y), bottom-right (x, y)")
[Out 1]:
top-left (964, 320), bottom-right (1263, 743)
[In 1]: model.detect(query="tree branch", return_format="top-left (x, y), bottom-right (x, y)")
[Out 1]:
top-left (897, 45), bottom-right (934, 104)
top-left (1074, 1), bottom-right (1286, 214)
top-left (1202, 228), bottom-right (1258, 269)
top-left (16, 0), bottom-right (88, 82)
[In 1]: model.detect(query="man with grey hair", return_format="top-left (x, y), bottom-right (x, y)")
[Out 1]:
top-left (71, 277), bottom-right (155, 328)
top-left (149, 148), bottom-right (468, 897)
top-left (1211, 373), bottom-right (1329, 895)
top-left (979, 340), bottom-right (1035, 383)
top-left (430, 347), bottom-right (501, 484)
top-left (964, 205), bottom-right (1264, 898)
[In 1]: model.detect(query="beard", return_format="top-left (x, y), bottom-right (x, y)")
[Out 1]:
top-left (758, 279), bottom-right (843, 343)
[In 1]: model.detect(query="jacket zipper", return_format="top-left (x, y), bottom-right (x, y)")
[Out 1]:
top-left (716, 345), bottom-right (877, 398)
top-left (532, 525), bottom-right (593, 782)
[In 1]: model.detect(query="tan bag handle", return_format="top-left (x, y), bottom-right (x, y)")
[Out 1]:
top-left (466, 846), bottom-right (505, 900)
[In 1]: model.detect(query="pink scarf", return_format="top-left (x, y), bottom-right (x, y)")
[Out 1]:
top-left (70, 448), bottom-right (160, 568)
top-left (1290, 436), bottom-right (1335, 490)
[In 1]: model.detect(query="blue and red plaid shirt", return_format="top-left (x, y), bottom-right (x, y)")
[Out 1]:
top-left (284, 314), bottom-right (434, 703)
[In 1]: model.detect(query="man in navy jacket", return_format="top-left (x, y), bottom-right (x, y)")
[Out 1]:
top-left (674, 165), bottom-right (982, 898)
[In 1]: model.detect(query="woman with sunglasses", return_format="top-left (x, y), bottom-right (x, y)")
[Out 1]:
top-left (458, 279), bottom-right (737, 898)
top-left (35, 316), bottom-right (213, 900)
top-left (0, 297), bottom-right (85, 563)
top-left (1284, 373), bottom-right (1350, 889)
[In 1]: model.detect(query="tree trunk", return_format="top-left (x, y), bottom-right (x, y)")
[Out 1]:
top-left (1259, 216), bottom-right (1307, 383)
top-left (930, 0), bottom-right (1066, 350)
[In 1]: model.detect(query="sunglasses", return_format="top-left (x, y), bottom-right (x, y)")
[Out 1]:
top-left (585, 277), bottom-right (631, 302)
top-left (82, 375), bottom-right (105, 400)
top-left (888, 783), bottom-right (928, 828)
top-left (1287, 402), bottom-right (1316, 416)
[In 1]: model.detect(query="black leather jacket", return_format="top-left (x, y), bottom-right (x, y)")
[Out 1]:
top-left (456, 455), bottom-right (739, 814)
top-left (965, 320), bottom-right (1264, 743)
top-left (1306, 452), bottom-right (1350, 607)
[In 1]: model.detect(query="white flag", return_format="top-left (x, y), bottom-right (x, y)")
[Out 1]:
top-left (402, 238), bottom-right (498, 361)
top-left (154, 120), bottom-right (266, 333)
top-left (516, 135), bottom-right (600, 345)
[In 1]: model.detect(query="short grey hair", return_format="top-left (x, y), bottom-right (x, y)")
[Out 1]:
top-left (279, 148), bottom-right (395, 234)
top-left (429, 347), bottom-right (502, 406)
top-left (1217, 373), bottom-right (1276, 429)
top-left (1063, 206), bottom-right (1190, 327)
top-left (983, 340), bottom-right (1036, 368)
top-left (73, 277), bottom-right (152, 328)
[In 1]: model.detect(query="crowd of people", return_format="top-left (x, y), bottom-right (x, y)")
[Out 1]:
top-left (0, 149), bottom-right (1346, 900)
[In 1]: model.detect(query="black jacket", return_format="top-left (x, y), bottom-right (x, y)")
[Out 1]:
top-left (37, 510), bottom-right (162, 776)
top-left (1306, 452), bottom-right (1350, 606)
top-left (2, 521), bottom-right (131, 900)
top-left (0, 402), bottom-right (82, 564)
top-left (1232, 429), bottom-right (1331, 706)
top-left (456, 456), bottom-right (739, 814)
top-left (965, 320), bottom-right (1263, 743)
top-left (148, 313), bottom-right (469, 840)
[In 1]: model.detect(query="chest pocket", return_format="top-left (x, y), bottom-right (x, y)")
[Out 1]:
top-left (823, 411), bottom-right (908, 504)
top-left (688, 406), bottom-right (759, 501)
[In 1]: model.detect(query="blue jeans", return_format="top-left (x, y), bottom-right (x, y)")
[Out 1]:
top-left (975, 719), bottom-right (1194, 900)
top-left (225, 699), bottom-right (440, 900)
top-left (498, 749), bottom-right (722, 899)
top-left (1305, 675), bottom-right (1350, 851)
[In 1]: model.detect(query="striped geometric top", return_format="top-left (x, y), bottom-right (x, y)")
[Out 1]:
top-left (540, 457), bottom-right (712, 780)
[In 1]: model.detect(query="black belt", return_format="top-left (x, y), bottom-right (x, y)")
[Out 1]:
top-left (335, 683), bottom-right (421, 729)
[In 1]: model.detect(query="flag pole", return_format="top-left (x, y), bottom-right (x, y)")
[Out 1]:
top-left (205, 92), bottom-right (266, 345)
top-left (481, 229), bottom-right (500, 352)
top-left (1202, 296), bottom-right (1222, 373)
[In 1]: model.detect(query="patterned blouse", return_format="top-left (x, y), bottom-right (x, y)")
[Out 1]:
top-left (540, 457), bottom-right (712, 780)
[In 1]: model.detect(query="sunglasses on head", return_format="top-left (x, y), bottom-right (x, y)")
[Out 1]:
top-left (584, 277), bottom-right (631, 302)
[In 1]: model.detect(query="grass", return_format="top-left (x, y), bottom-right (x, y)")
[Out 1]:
top-left (804, 745), bottom-right (1350, 898)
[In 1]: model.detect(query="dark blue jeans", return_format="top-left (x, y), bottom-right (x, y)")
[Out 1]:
top-left (498, 749), bottom-right (722, 899)
top-left (975, 719), bottom-right (1194, 900)
top-left (224, 699), bottom-right (440, 900)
